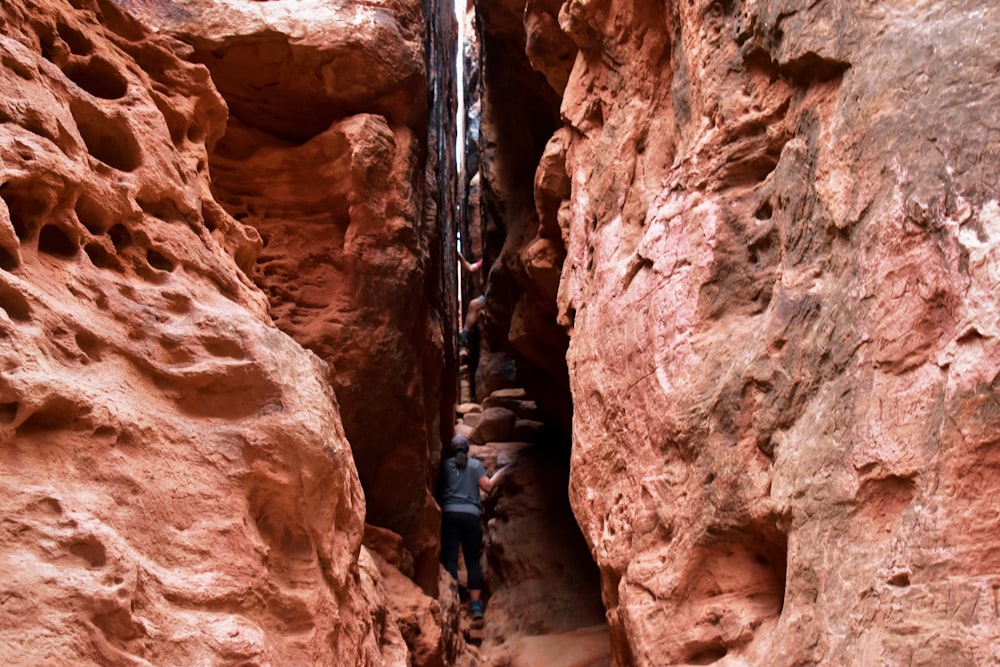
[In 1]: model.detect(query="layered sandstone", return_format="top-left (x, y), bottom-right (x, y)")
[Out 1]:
top-left (475, 0), bottom-right (1000, 664)
top-left (0, 0), bottom-right (408, 663)
top-left (116, 0), bottom-right (453, 593)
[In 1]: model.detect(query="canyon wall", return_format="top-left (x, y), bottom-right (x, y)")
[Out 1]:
top-left (474, 0), bottom-right (575, 430)
top-left (114, 0), bottom-right (456, 594)
top-left (476, 0), bottom-right (1000, 664)
top-left (0, 0), bottom-right (464, 664)
top-left (0, 0), bottom-right (394, 663)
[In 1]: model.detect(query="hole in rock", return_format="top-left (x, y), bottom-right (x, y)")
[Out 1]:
top-left (84, 242), bottom-right (122, 271)
top-left (75, 330), bottom-right (104, 359)
top-left (146, 248), bottom-right (175, 272)
top-left (56, 20), bottom-right (93, 55)
top-left (187, 123), bottom-right (206, 143)
top-left (201, 200), bottom-right (227, 232)
top-left (202, 336), bottom-right (246, 359)
top-left (68, 535), bottom-right (107, 567)
top-left (37, 26), bottom-right (57, 62)
top-left (754, 200), bottom-right (773, 220)
top-left (855, 474), bottom-right (916, 532)
top-left (2, 182), bottom-right (48, 242)
top-left (115, 429), bottom-right (137, 448)
top-left (70, 101), bottom-right (141, 172)
top-left (38, 224), bottom-right (78, 258)
top-left (956, 328), bottom-right (984, 346)
top-left (153, 361), bottom-right (277, 419)
top-left (160, 336), bottom-right (194, 364)
top-left (108, 223), bottom-right (132, 250)
top-left (888, 572), bottom-right (910, 587)
top-left (75, 192), bottom-right (111, 233)
top-left (0, 402), bottom-right (18, 424)
top-left (757, 436), bottom-right (775, 459)
top-left (246, 486), bottom-right (315, 560)
top-left (134, 261), bottom-right (166, 284)
top-left (780, 51), bottom-right (850, 86)
top-left (724, 152), bottom-right (781, 187)
top-left (0, 246), bottom-right (19, 271)
top-left (162, 291), bottom-right (193, 315)
top-left (0, 282), bottom-right (32, 321)
top-left (34, 496), bottom-right (63, 516)
top-left (137, 197), bottom-right (187, 222)
top-left (63, 57), bottom-right (128, 100)
top-left (682, 526), bottom-right (788, 655)
top-left (92, 608), bottom-right (144, 641)
top-left (16, 396), bottom-right (79, 435)
top-left (748, 231), bottom-right (776, 265)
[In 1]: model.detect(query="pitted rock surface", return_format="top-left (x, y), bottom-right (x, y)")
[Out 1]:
top-left (475, 0), bottom-right (1000, 663)
top-left (0, 0), bottom-right (401, 663)
top-left (117, 0), bottom-right (449, 592)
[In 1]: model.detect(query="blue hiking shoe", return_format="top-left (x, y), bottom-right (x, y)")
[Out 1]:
top-left (470, 599), bottom-right (484, 620)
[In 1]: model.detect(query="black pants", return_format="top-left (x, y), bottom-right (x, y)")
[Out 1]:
top-left (441, 511), bottom-right (483, 590)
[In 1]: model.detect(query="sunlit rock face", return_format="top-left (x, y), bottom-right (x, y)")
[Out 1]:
top-left (116, 0), bottom-right (449, 592)
top-left (550, 0), bottom-right (1000, 663)
top-left (0, 0), bottom-right (404, 663)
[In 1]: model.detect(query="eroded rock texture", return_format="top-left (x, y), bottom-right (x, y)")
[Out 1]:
top-left (475, 437), bottom-right (608, 665)
top-left (0, 0), bottom-right (409, 663)
top-left (475, 0), bottom-right (575, 433)
top-left (477, 0), bottom-right (1000, 663)
top-left (115, 0), bottom-right (453, 593)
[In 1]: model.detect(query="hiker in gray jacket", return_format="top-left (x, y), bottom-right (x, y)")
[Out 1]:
top-left (438, 434), bottom-right (508, 619)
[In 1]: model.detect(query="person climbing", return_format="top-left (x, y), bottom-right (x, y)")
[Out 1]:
top-left (458, 254), bottom-right (482, 275)
top-left (459, 295), bottom-right (486, 402)
top-left (459, 251), bottom-right (485, 295)
top-left (438, 434), bottom-right (509, 620)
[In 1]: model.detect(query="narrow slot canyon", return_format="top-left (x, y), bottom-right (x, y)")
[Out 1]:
top-left (2, 0), bottom-right (1000, 666)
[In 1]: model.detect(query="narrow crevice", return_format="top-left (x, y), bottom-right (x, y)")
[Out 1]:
top-left (452, 1), bottom-right (608, 658)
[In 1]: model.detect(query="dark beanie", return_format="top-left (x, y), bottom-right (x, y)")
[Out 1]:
top-left (451, 434), bottom-right (470, 452)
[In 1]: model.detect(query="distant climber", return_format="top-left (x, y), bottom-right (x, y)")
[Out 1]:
top-left (458, 254), bottom-right (482, 275)
top-left (459, 252), bottom-right (484, 294)
top-left (438, 434), bottom-right (509, 620)
top-left (459, 295), bottom-right (486, 402)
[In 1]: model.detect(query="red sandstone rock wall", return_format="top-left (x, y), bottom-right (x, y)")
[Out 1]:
top-left (115, 0), bottom-right (452, 594)
top-left (477, 0), bottom-right (1000, 663)
top-left (0, 0), bottom-right (414, 663)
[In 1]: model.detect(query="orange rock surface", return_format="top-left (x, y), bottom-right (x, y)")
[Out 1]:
top-left (118, 0), bottom-right (451, 594)
top-left (0, 0), bottom-right (417, 663)
top-left (475, 0), bottom-right (1000, 664)
top-left (7, 0), bottom-right (1000, 663)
